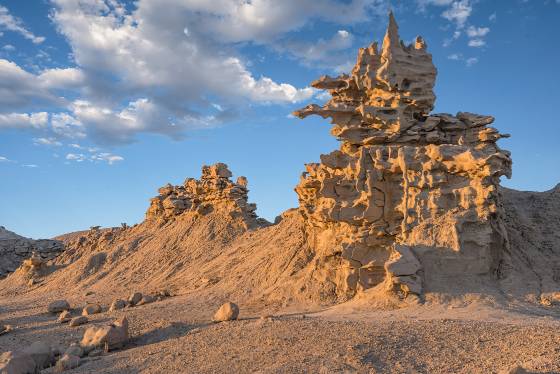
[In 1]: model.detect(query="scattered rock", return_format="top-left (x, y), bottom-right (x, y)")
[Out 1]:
top-left (0, 351), bottom-right (36, 374)
top-left (109, 299), bottom-right (127, 311)
top-left (47, 300), bottom-right (70, 314)
top-left (57, 311), bottom-right (72, 323)
top-left (212, 302), bottom-right (239, 322)
top-left (54, 354), bottom-right (80, 371)
top-left (80, 317), bottom-right (129, 352)
top-left (82, 304), bottom-right (102, 316)
top-left (87, 349), bottom-right (103, 357)
top-left (24, 341), bottom-right (55, 370)
top-left (0, 324), bottom-right (12, 336)
top-left (69, 316), bottom-right (88, 327)
top-left (128, 292), bottom-right (143, 306)
top-left (137, 294), bottom-right (155, 305)
top-left (64, 344), bottom-right (83, 358)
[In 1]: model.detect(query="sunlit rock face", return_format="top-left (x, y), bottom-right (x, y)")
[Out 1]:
top-left (294, 13), bottom-right (512, 300)
top-left (146, 163), bottom-right (260, 228)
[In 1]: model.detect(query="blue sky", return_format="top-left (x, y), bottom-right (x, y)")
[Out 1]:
top-left (0, 0), bottom-right (559, 239)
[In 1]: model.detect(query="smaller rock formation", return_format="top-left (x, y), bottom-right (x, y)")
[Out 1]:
top-left (0, 226), bottom-right (63, 278)
top-left (80, 317), bottom-right (129, 352)
top-left (213, 302), bottom-right (239, 322)
top-left (48, 300), bottom-right (70, 314)
top-left (55, 353), bottom-right (81, 371)
top-left (145, 163), bottom-right (260, 227)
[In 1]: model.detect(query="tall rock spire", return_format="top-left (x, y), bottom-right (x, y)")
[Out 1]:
top-left (292, 13), bottom-right (512, 301)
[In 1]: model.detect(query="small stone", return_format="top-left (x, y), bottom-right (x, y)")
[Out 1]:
top-left (109, 299), bottom-right (127, 311)
top-left (80, 317), bottom-right (129, 352)
top-left (64, 344), bottom-right (83, 358)
top-left (47, 300), bottom-right (70, 313)
top-left (58, 310), bottom-right (72, 323)
top-left (69, 316), bottom-right (89, 327)
top-left (212, 302), bottom-right (239, 322)
top-left (87, 349), bottom-right (103, 357)
top-left (82, 304), bottom-right (102, 316)
top-left (0, 351), bottom-right (36, 373)
top-left (0, 324), bottom-right (13, 335)
top-left (55, 354), bottom-right (81, 371)
top-left (137, 294), bottom-right (155, 305)
top-left (128, 292), bottom-right (143, 306)
top-left (23, 341), bottom-right (55, 370)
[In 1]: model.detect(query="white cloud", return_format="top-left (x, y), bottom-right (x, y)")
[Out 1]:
top-left (1, 44), bottom-right (14, 51)
top-left (273, 29), bottom-right (355, 69)
top-left (22, 164), bottom-right (38, 168)
top-left (466, 57), bottom-right (478, 66)
top-left (0, 5), bottom-right (45, 44)
top-left (442, 0), bottom-right (472, 28)
top-left (65, 150), bottom-right (123, 165)
top-left (489, 13), bottom-right (497, 21)
top-left (39, 68), bottom-right (85, 90)
top-left (0, 59), bottom-right (56, 109)
top-left (0, 112), bottom-right (48, 129)
top-left (466, 26), bottom-right (490, 38)
top-left (0, 156), bottom-right (11, 162)
top-left (468, 39), bottom-right (485, 47)
top-left (0, 0), bottom-right (386, 145)
top-left (33, 137), bottom-right (63, 146)
top-left (447, 53), bottom-right (462, 60)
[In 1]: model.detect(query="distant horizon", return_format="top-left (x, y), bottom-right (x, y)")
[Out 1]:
top-left (1, 0), bottom-right (559, 239)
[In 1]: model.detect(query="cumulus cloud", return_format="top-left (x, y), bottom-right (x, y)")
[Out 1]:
top-left (468, 39), bottom-right (485, 47)
top-left (442, 0), bottom-right (472, 28)
top-left (0, 112), bottom-right (48, 129)
top-left (0, 0), bottom-right (387, 147)
top-left (33, 137), bottom-right (63, 146)
top-left (273, 29), bottom-right (355, 69)
top-left (0, 5), bottom-right (45, 44)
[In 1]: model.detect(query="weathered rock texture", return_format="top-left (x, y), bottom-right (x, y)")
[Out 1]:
top-left (293, 13), bottom-right (512, 300)
top-left (0, 226), bottom-right (63, 278)
top-left (145, 163), bottom-right (262, 228)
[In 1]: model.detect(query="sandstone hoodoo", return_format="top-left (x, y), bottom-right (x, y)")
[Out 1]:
top-left (293, 13), bottom-right (512, 300)
top-left (146, 163), bottom-right (261, 228)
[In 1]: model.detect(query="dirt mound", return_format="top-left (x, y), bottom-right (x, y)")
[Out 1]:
top-left (499, 184), bottom-right (560, 304)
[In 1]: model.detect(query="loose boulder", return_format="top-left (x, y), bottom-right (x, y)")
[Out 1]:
top-left (128, 292), bottom-right (142, 306)
top-left (0, 351), bottom-right (36, 374)
top-left (82, 304), bottom-right (102, 316)
top-left (57, 311), bottom-right (71, 324)
top-left (47, 300), bottom-right (70, 314)
top-left (212, 302), bottom-right (239, 322)
top-left (54, 354), bottom-right (80, 371)
top-left (137, 294), bottom-right (155, 306)
top-left (23, 341), bottom-right (55, 370)
top-left (80, 317), bottom-right (129, 352)
top-left (109, 299), bottom-right (126, 311)
top-left (69, 316), bottom-right (88, 327)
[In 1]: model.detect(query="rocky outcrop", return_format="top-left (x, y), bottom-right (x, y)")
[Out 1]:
top-left (0, 226), bottom-right (63, 278)
top-left (293, 13), bottom-right (512, 300)
top-left (146, 163), bottom-right (262, 228)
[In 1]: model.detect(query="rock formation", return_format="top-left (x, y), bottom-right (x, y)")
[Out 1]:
top-left (293, 13), bottom-right (512, 300)
top-left (146, 163), bottom-right (262, 228)
top-left (0, 226), bottom-right (63, 278)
